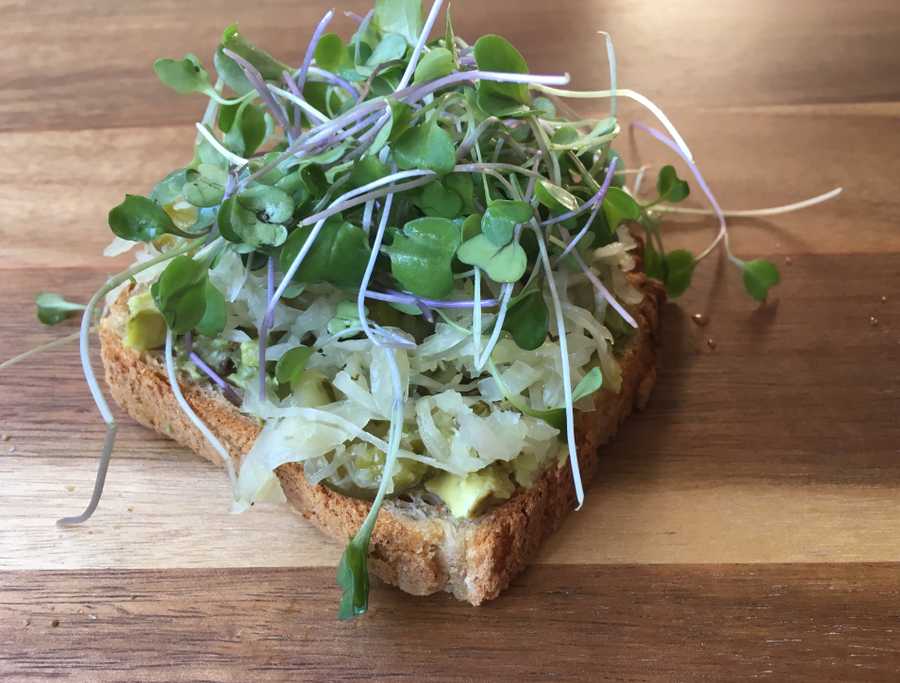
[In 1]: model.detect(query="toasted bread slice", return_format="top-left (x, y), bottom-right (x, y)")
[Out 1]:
top-left (99, 273), bottom-right (664, 605)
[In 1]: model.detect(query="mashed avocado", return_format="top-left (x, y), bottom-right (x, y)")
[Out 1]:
top-left (425, 464), bottom-right (516, 518)
top-left (124, 291), bottom-right (166, 351)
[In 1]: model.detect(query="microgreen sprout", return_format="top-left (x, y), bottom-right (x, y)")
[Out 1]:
top-left (14, 0), bottom-right (842, 620)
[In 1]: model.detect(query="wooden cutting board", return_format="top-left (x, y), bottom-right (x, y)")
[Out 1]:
top-left (1, 1), bottom-right (898, 680)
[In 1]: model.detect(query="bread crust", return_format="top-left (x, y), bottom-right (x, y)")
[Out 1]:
top-left (99, 274), bottom-right (664, 605)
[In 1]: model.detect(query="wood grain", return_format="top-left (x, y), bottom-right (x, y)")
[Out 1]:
top-left (1, 0), bottom-right (899, 679)
top-left (1, 565), bottom-right (899, 682)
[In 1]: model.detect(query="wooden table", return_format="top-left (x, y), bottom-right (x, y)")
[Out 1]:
top-left (2, 1), bottom-right (898, 680)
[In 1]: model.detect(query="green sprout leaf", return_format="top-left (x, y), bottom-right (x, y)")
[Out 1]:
top-left (237, 185), bottom-right (295, 225)
top-left (108, 194), bottom-right (195, 242)
top-left (348, 155), bottom-right (389, 190)
top-left (222, 101), bottom-right (267, 157)
top-left (364, 33), bottom-right (407, 72)
top-left (385, 217), bottom-right (462, 299)
top-left (444, 173), bottom-right (476, 213)
top-left (663, 249), bottom-right (696, 298)
top-left (314, 33), bottom-right (346, 72)
top-left (275, 345), bottom-right (314, 386)
top-left (656, 165), bottom-right (690, 204)
top-left (473, 34), bottom-right (531, 116)
top-left (572, 367), bottom-right (604, 402)
top-left (150, 256), bottom-right (208, 334)
top-left (195, 282), bottom-right (227, 337)
top-left (336, 520), bottom-right (374, 620)
top-left (218, 195), bottom-right (288, 249)
top-left (183, 164), bottom-right (227, 208)
top-left (742, 259), bottom-right (781, 301)
top-left (153, 54), bottom-right (211, 95)
top-left (35, 293), bottom-right (86, 326)
top-left (387, 99), bottom-right (414, 143)
top-left (502, 288), bottom-right (548, 350)
top-left (280, 217), bottom-right (371, 288)
top-left (535, 180), bottom-right (579, 213)
top-left (374, 0), bottom-right (423, 47)
top-left (414, 180), bottom-right (463, 219)
top-left (457, 234), bottom-right (528, 283)
top-left (602, 186), bottom-right (641, 231)
top-left (216, 23), bottom-right (290, 95)
top-left (392, 119), bottom-right (456, 176)
top-left (481, 200), bottom-right (532, 246)
top-left (413, 47), bottom-right (455, 84)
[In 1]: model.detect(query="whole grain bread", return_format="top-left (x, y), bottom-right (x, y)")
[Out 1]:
top-left (99, 273), bottom-right (664, 605)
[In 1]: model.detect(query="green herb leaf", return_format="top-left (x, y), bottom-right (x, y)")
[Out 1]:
top-left (220, 23), bottom-right (289, 81)
top-left (150, 255), bottom-right (208, 334)
top-left (386, 217), bottom-right (462, 298)
top-left (535, 180), bottom-right (579, 213)
top-left (742, 259), bottom-right (781, 301)
top-left (336, 523), bottom-right (373, 620)
top-left (481, 199), bottom-right (532, 246)
top-left (413, 47), bottom-right (455, 83)
top-left (374, 0), bottom-right (423, 47)
top-left (602, 186), bottom-right (641, 231)
top-left (414, 180), bottom-right (463, 218)
top-left (387, 99), bottom-right (414, 143)
top-left (348, 155), bottom-right (389, 190)
top-left (392, 119), bottom-right (456, 176)
top-left (663, 249), bottom-right (695, 298)
top-left (275, 345), bottom-right (314, 386)
top-left (502, 288), bottom-right (548, 350)
top-left (108, 194), bottom-right (193, 242)
top-left (364, 33), bottom-right (407, 72)
top-left (195, 282), bottom-right (227, 337)
top-left (153, 54), bottom-right (211, 95)
top-left (218, 195), bottom-right (288, 248)
top-left (35, 292), bottom-right (86, 326)
top-left (280, 217), bottom-right (371, 288)
top-left (222, 102), bottom-right (267, 157)
top-left (656, 165), bottom-right (690, 203)
top-left (237, 185), bottom-right (295, 224)
top-left (314, 33), bottom-right (346, 72)
top-left (457, 234), bottom-right (528, 283)
top-left (572, 367), bottom-right (603, 401)
top-left (444, 173), bottom-right (476, 213)
top-left (473, 35), bottom-right (531, 116)
top-left (183, 164), bottom-right (227, 208)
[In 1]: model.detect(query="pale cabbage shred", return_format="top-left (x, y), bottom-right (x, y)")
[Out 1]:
top-left (108, 226), bottom-right (639, 513)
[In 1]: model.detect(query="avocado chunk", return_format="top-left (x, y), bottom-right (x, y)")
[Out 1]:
top-left (425, 464), bottom-right (516, 519)
top-left (124, 291), bottom-right (166, 351)
top-left (292, 370), bottom-right (333, 407)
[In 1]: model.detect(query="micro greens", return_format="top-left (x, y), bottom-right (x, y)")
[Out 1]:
top-left (27, 0), bottom-right (841, 621)
top-left (35, 293), bottom-right (87, 325)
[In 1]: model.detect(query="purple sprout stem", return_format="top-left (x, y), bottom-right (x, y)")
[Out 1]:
top-left (282, 72), bottom-right (304, 139)
top-left (306, 66), bottom-right (360, 100)
top-left (631, 122), bottom-right (734, 264)
top-left (222, 49), bottom-right (292, 136)
top-left (296, 9), bottom-right (334, 93)
top-left (555, 157), bottom-right (618, 262)
top-left (257, 256), bottom-right (275, 399)
top-left (190, 351), bottom-right (243, 406)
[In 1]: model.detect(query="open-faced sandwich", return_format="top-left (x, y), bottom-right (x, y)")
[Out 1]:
top-left (23, 0), bottom-right (840, 619)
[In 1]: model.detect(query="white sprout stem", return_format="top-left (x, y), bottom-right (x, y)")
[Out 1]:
top-left (257, 256), bottom-right (275, 399)
top-left (471, 266), bottom-right (483, 365)
top-left (632, 164), bottom-right (651, 196)
top-left (532, 84), bottom-right (694, 162)
top-left (573, 252), bottom-right (637, 328)
top-left (297, 170), bottom-right (435, 227)
top-left (195, 123), bottom-right (248, 166)
top-left (297, 9), bottom-right (334, 92)
top-left (165, 331), bottom-right (237, 489)
top-left (598, 31), bottom-right (617, 119)
top-left (533, 225), bottom-right (585, 509)
top-left (0, 330), bottom-right (82, 371)
top-left (654, 187), bottom-right (844, 218)
top-left (356, 192), bottom-right (414, 350)
top-left (398, 0), bottom-right (445, 90)
top-left (57, 242), bottom-right (195, 526)
top-left (268, 84), bottom-right (330, 123)
top-left (475, 282), bottom-right (513, 370)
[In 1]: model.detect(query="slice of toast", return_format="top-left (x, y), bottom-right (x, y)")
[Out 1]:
top-left (99, 273), bottom-right (664, 605)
